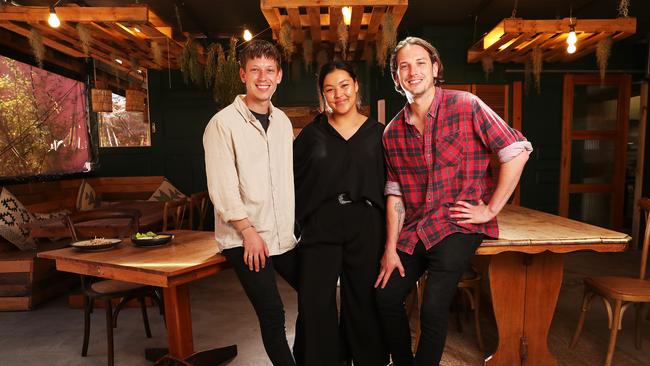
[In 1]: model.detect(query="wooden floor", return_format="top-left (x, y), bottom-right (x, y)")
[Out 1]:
top-left (0, 250), bottom-right (648, 365)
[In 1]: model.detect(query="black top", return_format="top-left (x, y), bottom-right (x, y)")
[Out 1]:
top-left (250, 109), bottom-right (270, 132)
top-left (294, 113), bottom-right (386, 229)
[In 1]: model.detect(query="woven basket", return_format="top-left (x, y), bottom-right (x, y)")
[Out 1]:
top-left (125, 89), bottom-right (145, 112)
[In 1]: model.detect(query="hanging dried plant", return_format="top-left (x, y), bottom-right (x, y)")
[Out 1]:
top-left (302, 37), bottom-right (313, 71)
top-left (76, 23), bottom-right (92, 57)
top-left (213, 38), bottom-right (243, 107)
top-left (337, 18), bottom-right (348, 60)
top-left (316, 48), bottom-right (328, 71)
top-left (596, 36), bottom-right (612, 83)
top-left (129, 56), bottom-right (140, 75)
top-left (151, 41), bottom-right (163, 67)
top-left (532, 47), bottom-right (543, 94)
top-left (618, 0), bottom-right (629, 17)
top-left (481, 56), bottom-right (494, 81)
top-left (28, 28), bottom-right (45, 69)
top-left (180, 38), bottom-right (203, 87)
top-left (205, 43), bottom-right (220, 89)
top-left (376, 12), bottom-right (397, 71)
top-left (524, 58), bottom-right (532, 95)
top-left (109, 52), bottom-right (120, 85)
top-left (278, 21), bottom-right (295, 61)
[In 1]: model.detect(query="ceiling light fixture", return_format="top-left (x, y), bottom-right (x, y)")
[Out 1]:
top-left (115, 58), bottom-right (123, 64)
top-left (341, 6), bottom-right (352, 26)
top-left (133, 27), bottom-right (142, 33)
top-left (47, 4), bottom-right (61, 28)
top-left (243, 29), bottom-right (253, 42)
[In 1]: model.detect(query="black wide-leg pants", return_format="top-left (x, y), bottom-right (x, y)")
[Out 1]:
top-left (298, 201), bottom-right (388, 366)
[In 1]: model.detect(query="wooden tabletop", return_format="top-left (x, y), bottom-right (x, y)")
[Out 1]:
top-left (38, 230), bottom-right (226, 287)
top-left (478, 205), bottom-right (631, 255)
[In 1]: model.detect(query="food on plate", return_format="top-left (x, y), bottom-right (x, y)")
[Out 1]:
top-left (134, 232), bottom-right (171, 240)
top-left (72, 237), bottom-right (118, 248)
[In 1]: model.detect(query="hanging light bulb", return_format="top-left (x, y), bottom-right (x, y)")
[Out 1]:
top-left (567, 43), bottom-right (577, 54)
top-left (341, 6), bottom-right (352, 26)
top-left (566, 22), bottom-right (577, 54)
top-left (48, 5), bottom-right (60, 28)
top-left (243, 29), bottom-right (253, 42)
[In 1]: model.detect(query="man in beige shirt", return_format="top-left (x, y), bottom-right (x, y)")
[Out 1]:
top-left (203, 40), bottom-right (302, 366)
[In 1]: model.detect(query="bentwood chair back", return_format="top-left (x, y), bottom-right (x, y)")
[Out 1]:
top-left (163, 198), bottom-right (189, 231)
top-left (189, 191), bottom-right (210, 230)
top-left (64, 209), bottom-right (160, 366)
top-left (569, 197), bottom-right (650, 366)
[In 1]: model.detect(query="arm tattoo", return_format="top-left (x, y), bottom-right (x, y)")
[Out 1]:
top-left (394, 201), bottom-right (405, 243)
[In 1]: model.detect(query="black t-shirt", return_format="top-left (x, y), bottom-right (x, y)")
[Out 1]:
top-left (294, 113), bottom-right (386, 232)
top-left (250, 109), bottom-right (270, 132)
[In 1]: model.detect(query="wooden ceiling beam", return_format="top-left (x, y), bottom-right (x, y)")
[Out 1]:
top-left (287, 7), bottom-right (304, 43)
top-left (261, 0), bottom-right (406, 6)
top-left (503, 17), bottom-right (636, 34)
top-left (0, 20), bottom-right (84, 58)
top-left (0, 6), bottom-right (149, 23)
top-left (307, 7), bottom-right (321, 42)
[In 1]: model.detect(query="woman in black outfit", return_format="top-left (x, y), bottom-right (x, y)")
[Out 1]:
top-left (294, 61), bottom-right (387, 366)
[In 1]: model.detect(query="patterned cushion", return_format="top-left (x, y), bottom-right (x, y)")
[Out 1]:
top-left (32, 209), bottom-right (71, 221)
top-left (148, 179), bottom-right (186, 201)
top-left (0, 188), bottom-right (36, 250)
top-left (76, 180), bottom-right (100, 211)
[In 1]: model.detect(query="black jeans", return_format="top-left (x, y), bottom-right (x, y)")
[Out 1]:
top-left (375, 233), bottom-right (483, 366)
top-left (223, 246), bottom-right (303, 366)
top-left (299, 201), bottom-right (388, 366)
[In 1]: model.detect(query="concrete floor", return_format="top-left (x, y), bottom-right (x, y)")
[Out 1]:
top-left (0, 250), bottom-right (648, 366)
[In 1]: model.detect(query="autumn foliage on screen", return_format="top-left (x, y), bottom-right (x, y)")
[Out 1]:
top-left (0, 55), bottom-right (91, 178)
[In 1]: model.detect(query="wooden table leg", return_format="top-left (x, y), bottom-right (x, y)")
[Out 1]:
top-left (485, 252), bottom-right (563, 366)
top-left (164, 284), bottom-right (194, 358)
top-left (147, 284), bottom-right (237, 366)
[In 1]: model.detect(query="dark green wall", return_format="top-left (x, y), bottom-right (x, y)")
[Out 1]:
top-left (93, 25), bottom-right (649, 216)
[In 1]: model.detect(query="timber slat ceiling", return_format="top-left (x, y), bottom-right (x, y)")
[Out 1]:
top-left (468, 17), bottom-right (637, 63)
top-left (0, 4), bottom-right (184, 75)
top-left (260, 0), bottom-right (407, 61)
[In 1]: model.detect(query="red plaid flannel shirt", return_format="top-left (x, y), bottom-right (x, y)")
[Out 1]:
top-left (383, 87), bottom-right (531, 254)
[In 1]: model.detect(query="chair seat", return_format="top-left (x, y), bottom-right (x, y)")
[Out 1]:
top-left (585, 276), bottom-right (650, 301)
top-left (90, 279), bottom-right (147, 294)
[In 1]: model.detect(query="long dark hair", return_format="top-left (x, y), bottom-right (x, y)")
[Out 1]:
top-left (316, 61), bottom-right (362, 113)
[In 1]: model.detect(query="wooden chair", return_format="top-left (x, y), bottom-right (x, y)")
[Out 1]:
top-left (408, 268), bottom-right (485, 352)
top-left (163, 198), bottom-right (189, 231)
top-left (189, 191), bottom-right (209, 230)
top-left (64, 209), bottom-right (160, 366)
top-left (569, 197), bottom-right (650, 366)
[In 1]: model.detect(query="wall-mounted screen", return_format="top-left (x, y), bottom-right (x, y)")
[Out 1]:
top-left (0, 55), bottom-right (91, 178)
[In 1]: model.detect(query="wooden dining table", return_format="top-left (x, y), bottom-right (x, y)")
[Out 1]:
top-left (38, 230), bottom-right (235, 365)
top-left (479, 205), bottom-right (631, 366)
top-left (27, 201), bottom-right (166, 239)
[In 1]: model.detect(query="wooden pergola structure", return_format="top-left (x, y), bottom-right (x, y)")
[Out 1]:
top-left (260, 0), bottom-right (408, 60)
top-left (0, 4), bottom-right (184, 80)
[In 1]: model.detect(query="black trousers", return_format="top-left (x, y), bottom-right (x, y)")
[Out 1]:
top-left (298, 201), bottom-right (388, 366)
top-left (223, 246), bottom-right (303, 366)
top-left (375, 233), bottom-right (483, 366)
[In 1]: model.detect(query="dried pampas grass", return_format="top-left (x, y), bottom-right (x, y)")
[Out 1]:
top-left (596, 36), bottom-right (612, 83)
top-left (302, 37), bottom-right (313, 71)
top-left (151, 41), bottom-right (163, 67)
top-left (618, 0), bottom-right (629, 17)
top-left (337, 18), bottom-right (348, 59)
top-left (376, 12), bottom-right (397, 72)
top-left (28, 28), bottom-right (45, 69)
top-left (316, 48), bottom-right (328, 71)
top-left (279, 21), bottom-right (295, 61)
top-left (481, 57), bottom-right (494, 81)
top-left (76, 23), bottom-right (92, 57)
top-left (532, 47), bottom-right (543, 94)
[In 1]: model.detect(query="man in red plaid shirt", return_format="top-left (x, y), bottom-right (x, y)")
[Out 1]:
top-left (374, 37), bottom-right (532, 366)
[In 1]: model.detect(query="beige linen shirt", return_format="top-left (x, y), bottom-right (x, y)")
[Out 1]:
top-left (203, 95), bottom-right (296, 255)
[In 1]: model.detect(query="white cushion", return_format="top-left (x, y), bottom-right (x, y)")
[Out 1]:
top-left (76, 179), bottom-right (100, 211)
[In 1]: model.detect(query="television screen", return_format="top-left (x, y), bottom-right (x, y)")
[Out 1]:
top-left (0, 54), bottom-right (91, 178)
